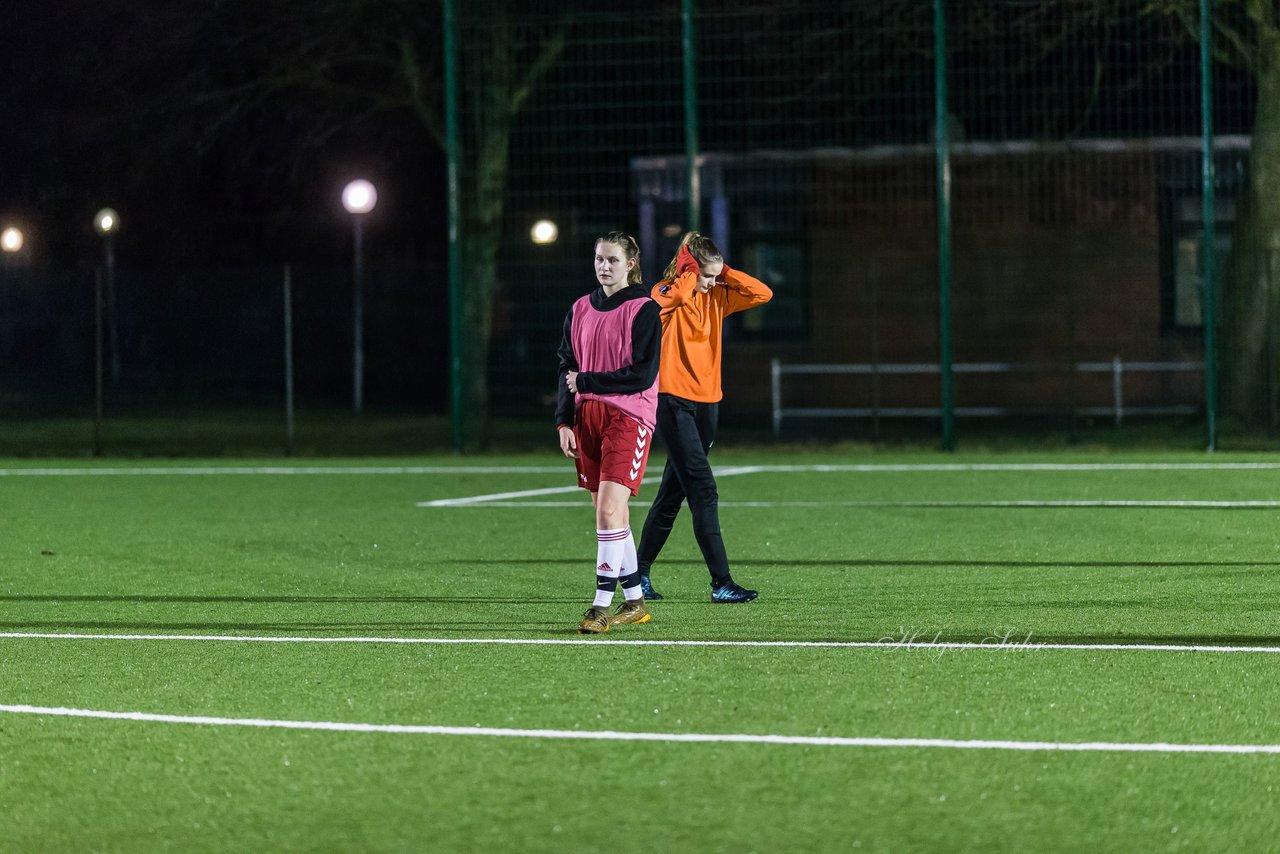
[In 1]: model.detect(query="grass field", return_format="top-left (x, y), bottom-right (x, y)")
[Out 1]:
top-left (3, 449), bottom-right (1280, 852)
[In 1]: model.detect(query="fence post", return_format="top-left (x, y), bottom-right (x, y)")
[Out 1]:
top-left (870, 266), bottom-right (881, 441)
top-left (444, 0), bottom-right (464, 452)
top-left (771, 358), bottom-right (782, 437)
top-left (1200, 0), bottom-right (1218, 451)
top-left (1270, 250), bottom-right (1279, 434)
top-left (682, 0), bottom-right (701, 232)
top-left (933, 0), bottom-right (954, 451)
top-left (1112, 355), bottom-right (1124, 426)
top-left (283, 265), bottom-right (296, 455)
top-left (93, 269), bottom-right (104, 457)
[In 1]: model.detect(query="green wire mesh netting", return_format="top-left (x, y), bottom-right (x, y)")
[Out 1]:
top-left (460, 0), bottom-right (1265, 443)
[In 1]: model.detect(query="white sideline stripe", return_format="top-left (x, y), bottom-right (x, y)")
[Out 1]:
top-left (0, 466), bottom-right (567, 477)
top-left (763, 463), bottom-right (1280, 472)
top-left (415, 467), bottom-right (764, 507)
top-left (416, 462), bottom-right (1280, 509)
top-left (4, 632), bottom-right (1280, 655)
top-left (422, 499), bottom-right (1280, 509)
top-left (5, 462), bottom-right (1280, 478)
top-left (734, 499), bottom-right (1280, 508)
top-left (2, 704), bottom-right (1278, 754)
top-left (417, 485), bottom-right (585, 506)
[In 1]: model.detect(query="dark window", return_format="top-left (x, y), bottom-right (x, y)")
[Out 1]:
top-left (729, 239), bottom-right (807, 340)
top-left (1159, 148), bottom-right (1245, 330)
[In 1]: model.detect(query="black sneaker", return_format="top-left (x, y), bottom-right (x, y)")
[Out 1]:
top-left (639, 574), bottom-right (664, 601)
top-left (711, 581), bottom-right (758, 604)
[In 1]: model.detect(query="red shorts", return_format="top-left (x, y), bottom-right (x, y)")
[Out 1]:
top-left (572, 399), bottom-right (652, 495)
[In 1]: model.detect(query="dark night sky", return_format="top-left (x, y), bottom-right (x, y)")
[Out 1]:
top-left (2, 0), bottom-right (446, 274)
top-left (1, 1), bottom-right (1257, 275)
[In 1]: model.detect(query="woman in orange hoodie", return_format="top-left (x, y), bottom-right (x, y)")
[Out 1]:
top-left (637, 231), bottom-right (772, 603)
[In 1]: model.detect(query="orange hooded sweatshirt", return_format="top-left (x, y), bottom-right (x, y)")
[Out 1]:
top-left (650, 266), bottom-right (772, 403)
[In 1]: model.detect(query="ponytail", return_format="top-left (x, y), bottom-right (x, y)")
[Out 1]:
top-left (662, 231), bottom-right (723, 280)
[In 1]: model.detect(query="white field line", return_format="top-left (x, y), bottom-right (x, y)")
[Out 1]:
top-left (4, 462), bottom-right (1280, 478)
top-left (755, 463), bottom-right (1280, 472)
top-left (0, 466), bottom-right (567, 476)
top-left (424, 499), bottom-right (1280, 509)
top-left (418, 485), bottom-right (585, 506)
top-left (409, 462), bottom-right (1280, 508)
top-left (1, 704), bottom-right (1278, 754)
top-left (415, 466), bottom-right (762, 507)
top-left (748, 499), bottom-right (1280, 508)
top-left (4, 632), bottom-right (1280, 655)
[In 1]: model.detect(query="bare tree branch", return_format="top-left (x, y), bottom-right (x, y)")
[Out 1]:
top-left (510, 23), bottom-right (568, 115)
top-left (397, 36), bottom-right (445, 146)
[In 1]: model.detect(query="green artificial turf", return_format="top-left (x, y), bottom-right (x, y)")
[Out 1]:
top-left (2, 451), bottom-right (1280, 852)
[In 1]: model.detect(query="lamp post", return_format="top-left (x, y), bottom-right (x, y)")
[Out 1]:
top-left (93, 208), bottom-right (121, 387)
top-left (2, 227), bottom-right (23, 428)
top-left (1, 227), bottom-right (21, 409)
top-left (342, 180), bottom-right (377, 414)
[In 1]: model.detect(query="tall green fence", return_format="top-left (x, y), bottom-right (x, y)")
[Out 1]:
top-left (452, 0), bottom-right (1275, 450)
top-left (4, 1), bottom-right (1275, 454)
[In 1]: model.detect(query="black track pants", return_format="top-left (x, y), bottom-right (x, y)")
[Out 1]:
top-left (637, 393), bottom-right (731, 587)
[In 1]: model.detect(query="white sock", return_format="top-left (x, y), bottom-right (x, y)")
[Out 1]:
top-left (592, 527), bottom-right (627, 608)
top-left (619, 527), bottom-right (643, 602)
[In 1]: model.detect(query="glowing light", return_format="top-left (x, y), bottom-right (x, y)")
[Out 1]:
top-left (342, 180), bottom-right (378, 215)
top-left (530, 219), bottom-right (558, 245)
top-left (1, 227), bottom-right (22, 253)
top-left (94, 208), bottom-right (119, 235)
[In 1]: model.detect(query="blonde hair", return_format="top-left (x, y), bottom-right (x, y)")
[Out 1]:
top-left (596, 231), bottom-right (643, 286)
top-left (663, 231), bottom-right (723, 280)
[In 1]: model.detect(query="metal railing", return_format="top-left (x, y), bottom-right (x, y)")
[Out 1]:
top-left (770, 357), bottom-right (1204, 436)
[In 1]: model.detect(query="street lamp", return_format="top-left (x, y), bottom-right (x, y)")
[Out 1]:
top-left (342, 180), bottom-right (377, 414)
top-left (94, 208), bottom-right (119, 236)
top-left (1, 227), bottom-right (23, 254)
top-left (93, 208), bottom-right (121, 388)
top-left (530, 219), bottom-right (558, 245)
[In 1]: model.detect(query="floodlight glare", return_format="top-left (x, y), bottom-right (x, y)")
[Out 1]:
top-left (1, 227), bottom-right (22, 253)
top-left (530, 219), bottom-right (558, 245)
top-left (342, 180), bottom-right (378, 215)
top-left (94, 208), bottom-right (119, 235)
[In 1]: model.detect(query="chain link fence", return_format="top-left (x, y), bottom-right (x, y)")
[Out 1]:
top-left (5, 1), bottom-right (1275, 453)
top-left (461, 0), bottom-right (1271, 449)
top-left (0, 261), bottom-right (445, 454)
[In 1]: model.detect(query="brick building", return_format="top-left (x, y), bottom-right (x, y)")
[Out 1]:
top-left (633, 138), bottom-right (1245, 427)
